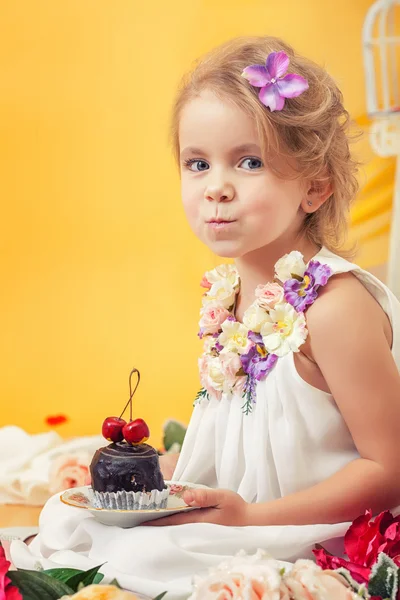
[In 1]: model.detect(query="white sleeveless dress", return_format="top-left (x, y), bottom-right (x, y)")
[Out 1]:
top-left (10, 248), bottom-right (400, 600)
top-left (174, 247), bottom-right (400, 502)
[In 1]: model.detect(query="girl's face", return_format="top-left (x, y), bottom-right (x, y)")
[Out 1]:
top-left (179, 90), bottom-right (309, 259)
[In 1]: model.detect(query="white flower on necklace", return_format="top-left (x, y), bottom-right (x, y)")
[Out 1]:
top-left (274, 251), bottom-right (306, 283)
top-left (206, 356), bottom-right (226, 392)
top-left (203, 280), bottom-right (236, 310)
top-left (261, 303), bottom-right (308, 357)
top-left (218, 320), bottom-right (252, 355)
top-left (204, 264), bottom-right (240, 289)
top-left (243, 302), bottom-right (271, 333)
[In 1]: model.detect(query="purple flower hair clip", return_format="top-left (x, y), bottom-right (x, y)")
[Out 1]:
top-left (241, 51), bottom-right (309, 112)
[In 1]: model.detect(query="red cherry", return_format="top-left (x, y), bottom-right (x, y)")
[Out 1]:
top-left (102, 417), bottom-right (127, 442)
top-left (122, 418), bottom-right (150, 445)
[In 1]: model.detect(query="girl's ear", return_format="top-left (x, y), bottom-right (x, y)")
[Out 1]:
top-left (301, 180), bottom-right (333, 214)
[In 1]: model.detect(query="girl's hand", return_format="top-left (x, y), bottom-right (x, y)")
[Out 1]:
top-left (143, 488), bottom-right (249, 526)
top-left (158, 452), bottom-right (179, 480)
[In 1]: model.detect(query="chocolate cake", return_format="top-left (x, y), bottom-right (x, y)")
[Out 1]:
top-left (92, 367), bottom-right (169, 510)
top-left (90, 441), bottom-right (166, 495)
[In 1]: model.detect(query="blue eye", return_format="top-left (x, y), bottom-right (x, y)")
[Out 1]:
top-left (184, 159), bottom-right (210, 172)
top-left (240, 157), bottom-right (263, 170)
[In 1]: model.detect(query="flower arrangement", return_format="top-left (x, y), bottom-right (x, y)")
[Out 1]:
top-left (314, 508), bottom-right (400, 598)
top-left (189, 508), bottom-right (400, 600)
top-left (3, 508), bottom-right (400, 599)
top-left (196, 251), bottom-right (332, 413)
top-left (188, 549), bottom-right (356, 600)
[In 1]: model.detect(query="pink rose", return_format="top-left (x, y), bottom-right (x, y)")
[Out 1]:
top-left (285, 560), bottom-right (355, 600)
top-left (255, 282), bottom-right (284, 310)
top-left (219, 352), bottom-right (246, 394)
top-left (199, 303), bottom-right (230, 336)
top-left (49, 452), bottom-right (92, 494)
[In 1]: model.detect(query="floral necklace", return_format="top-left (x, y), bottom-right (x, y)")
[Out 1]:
top-left (195, 250), bottom-right (332, 414)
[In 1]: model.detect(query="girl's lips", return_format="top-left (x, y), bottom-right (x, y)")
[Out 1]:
top-left (207, 220), bottom-right (237, 230)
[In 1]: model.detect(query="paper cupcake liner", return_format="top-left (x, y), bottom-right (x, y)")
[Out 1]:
top-left (90, 486), bottom-right (169, 510)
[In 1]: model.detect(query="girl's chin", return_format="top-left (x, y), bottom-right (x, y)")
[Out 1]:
top-left (204, 241), bottom-right (244, 259)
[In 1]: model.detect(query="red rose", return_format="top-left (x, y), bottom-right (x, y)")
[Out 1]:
top-left (314, 509), bottom-right (400, 590)
top-left (0, 545), bottom-right (23, 599)
top-left (313, 548), bottom-right (371, 584)
top-left (345, 509), bottom-right (400, 568)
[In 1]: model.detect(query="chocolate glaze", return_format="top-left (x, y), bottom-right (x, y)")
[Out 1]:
top-left (90, 442), bottom-right (166, 494)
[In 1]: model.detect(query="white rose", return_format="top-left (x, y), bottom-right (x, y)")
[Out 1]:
top-left (207, 355), bottom-right (225, 391)
top-left (205, 264), bottom-right (239, 289)
top-left (274, 251), bottom-right (306, 283)
top-left (203, 280), bottom-right (236, 310)
top-left (243, 302), bottom-right (270, 333)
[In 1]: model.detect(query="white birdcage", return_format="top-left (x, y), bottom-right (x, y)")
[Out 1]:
top-left (363, 0), bottom-right (400, 298)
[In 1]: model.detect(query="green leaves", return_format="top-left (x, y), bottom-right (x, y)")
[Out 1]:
top-left (193, 388), bottom-right (210, 407)
top-left (368, 553), bottom-right (399, 600)
top-left (63, 564), bottom-right (105, 590)
top-left (8, 569), bottom-right (74, 600)
top-left (7, 563), bottom-right (105, 599)
top-left (8, 557), bottom-right (163, 599)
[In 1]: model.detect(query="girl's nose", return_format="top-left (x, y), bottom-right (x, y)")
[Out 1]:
top-left (204, 181), bottom-right (235, 203)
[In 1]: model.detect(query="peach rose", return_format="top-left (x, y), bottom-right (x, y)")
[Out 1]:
top-left (49, 452), bottom-right (91, 494)
top-left (188, 550), bottom-right (290, 600)
top-left (199, 303), bottom-right (230, 336)
top-left (255, 282), bottom-right (284, 311)
top-left (285, 560), bottom-right (356, 600)
top-left (62, 584), bottom-right (140, 599)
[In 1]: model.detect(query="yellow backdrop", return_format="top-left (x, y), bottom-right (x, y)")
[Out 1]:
top-left (0, 0), bottom-right (393, 447)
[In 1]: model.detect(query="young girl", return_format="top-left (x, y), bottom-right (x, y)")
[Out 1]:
top-left (153, 34), bottom-right (400, 528)
top-left (11, 35), bottom-right (400, 599)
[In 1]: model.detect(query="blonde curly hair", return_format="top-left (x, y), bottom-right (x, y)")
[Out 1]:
top-left (170, 36), bottom-right (360, 254)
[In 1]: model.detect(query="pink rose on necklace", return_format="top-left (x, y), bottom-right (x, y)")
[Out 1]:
top-left (219, 352), bottom-right (246, 394)
top-left (255, 282), bottom-right (284, 311)
top-left (199, 303), bottom-right (231, 337)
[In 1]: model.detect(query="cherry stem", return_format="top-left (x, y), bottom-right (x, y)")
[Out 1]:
top-left (119, 368), bottom-right (141, 421)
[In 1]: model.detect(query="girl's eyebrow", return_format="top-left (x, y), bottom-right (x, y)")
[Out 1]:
top-left (180, 143), bottom-right (261, 157)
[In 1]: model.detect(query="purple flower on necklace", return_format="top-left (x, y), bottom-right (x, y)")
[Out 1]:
top-left (240, 331), bottom-right (278, 380)
top-left (241, 51), bottom-right (309, 112)
top-left (284, 260), bottom-right (333, 312)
